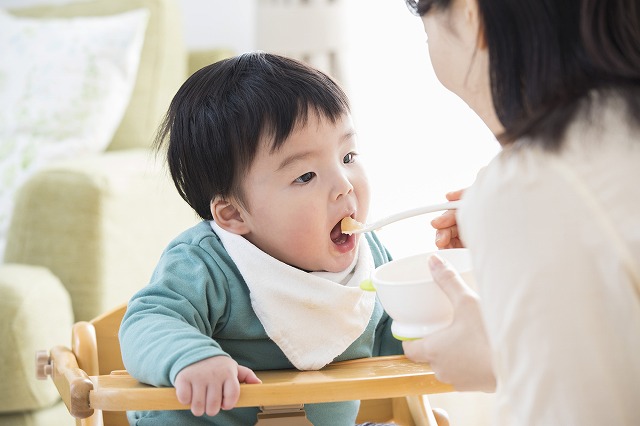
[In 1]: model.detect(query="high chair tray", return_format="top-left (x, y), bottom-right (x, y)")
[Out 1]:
top-left (42, 345), bottom-right (453, 417)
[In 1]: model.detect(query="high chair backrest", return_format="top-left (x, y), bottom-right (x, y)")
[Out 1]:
top-left (73, 304), bottom-right (127, 376)
top-left (44, 303), bottom-right (451, 426)
top-left (71, 304), bottom-right (128, 426)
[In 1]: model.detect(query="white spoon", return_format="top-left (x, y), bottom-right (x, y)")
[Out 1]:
top-left (341, 200), bottom-right (462, 235)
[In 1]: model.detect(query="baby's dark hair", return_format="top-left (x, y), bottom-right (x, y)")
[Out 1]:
top-left (155, 52), bottom-right (350, 219)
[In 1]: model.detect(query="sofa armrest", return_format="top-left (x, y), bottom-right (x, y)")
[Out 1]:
top-left (4, 149), bottom-right (197, 322)
top-left (0, 264), bottom-right (73, 412)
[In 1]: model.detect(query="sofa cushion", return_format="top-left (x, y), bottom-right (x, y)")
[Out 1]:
top-left (0, 264), bottom-right (73, 412)
top-left (0, 8), bottom-right (149, 261)
top-left (11, 0), bottom-right (187, 151)
top-left (0, 400), bottom-right (73, 426)
top-left (4, 150), bottom-right (197, 322)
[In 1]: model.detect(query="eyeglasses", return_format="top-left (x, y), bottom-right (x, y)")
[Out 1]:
top-left (404, 0), bottom-right (420, 16)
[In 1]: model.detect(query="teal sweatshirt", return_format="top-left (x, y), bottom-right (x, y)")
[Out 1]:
top-left (119, 221), bottom-right (402, 425)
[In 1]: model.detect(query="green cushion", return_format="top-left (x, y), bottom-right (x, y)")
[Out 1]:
top-left (0, 400), bottom-right (74, 426)
top-left (0, 264), bottom-right (73, 412)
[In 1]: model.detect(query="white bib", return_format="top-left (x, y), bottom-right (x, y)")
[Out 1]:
top-left (211, 221), bottom-right (376, 370)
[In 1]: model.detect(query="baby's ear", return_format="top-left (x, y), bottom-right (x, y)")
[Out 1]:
top-left (210, 197), bottom-right (250, 235)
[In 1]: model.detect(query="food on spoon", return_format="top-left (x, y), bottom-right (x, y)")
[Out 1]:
top-left (341, 217), bottom-right (364, 235)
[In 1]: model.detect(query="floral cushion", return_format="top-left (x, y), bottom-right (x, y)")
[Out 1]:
top-left (0, 8), bottom-right (148, 259)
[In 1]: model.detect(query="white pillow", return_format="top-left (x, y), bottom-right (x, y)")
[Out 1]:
top-left (0, 8), bottom-right (149, 260)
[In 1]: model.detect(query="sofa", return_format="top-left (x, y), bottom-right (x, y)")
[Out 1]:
top-left (0, 0), bottom-right (232, 424)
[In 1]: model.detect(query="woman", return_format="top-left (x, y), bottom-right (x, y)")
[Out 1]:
top-left (401, 0), bottom-right (640, 424)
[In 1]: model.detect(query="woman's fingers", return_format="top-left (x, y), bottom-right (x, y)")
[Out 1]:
top-left (404, 254), bottom-right (495, 391)
top-left (402, 336), bottom-right (434, 363)
top-left (432, 207), bottom-right (462, 249)
top-left (431, 210), bottom-right (457, 229)
top-left (434, 225), bottom-right (460, 248)
top-left (428, 254), bottom-right (470, 303)
top-left (445, 189), bottom-right (464, 202)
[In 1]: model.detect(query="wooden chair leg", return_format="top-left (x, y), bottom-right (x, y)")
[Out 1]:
top-left (432, 408), bottom-right (450, 426)
top-left (405, 395), bottom-right (441, 426)
top-left (255, 405), bottom-right (313, 425)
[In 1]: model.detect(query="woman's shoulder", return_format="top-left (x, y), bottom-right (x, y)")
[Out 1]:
top-left (461, 95), bottom-right (640, 250)
top-left (478, 94), bottom-right (639, 196)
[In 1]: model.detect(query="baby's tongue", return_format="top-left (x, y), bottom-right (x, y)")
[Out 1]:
top-left (330, 221), bottom-right (346, 243)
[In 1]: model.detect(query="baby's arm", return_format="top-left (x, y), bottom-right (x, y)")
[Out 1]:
top-left (120, 242), bottom-right (252, 394)
top-left (175, 355), bottom-right (261, 417)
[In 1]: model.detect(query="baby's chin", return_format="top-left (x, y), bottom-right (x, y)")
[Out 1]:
top-left (324, 249), bottom-right (358, 273)
top-left (285, 238), bottom-right (358, 273)
top-left (286, 256), bottom-right (352, 274)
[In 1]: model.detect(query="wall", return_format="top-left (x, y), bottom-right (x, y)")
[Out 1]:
top-left (179, 0), bottom-right (255, 53)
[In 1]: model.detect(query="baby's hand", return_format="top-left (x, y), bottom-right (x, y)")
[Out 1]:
top-left (432, 189), bottom-right (465, 249)
top-left (174, 356), bottom-right (261, 417)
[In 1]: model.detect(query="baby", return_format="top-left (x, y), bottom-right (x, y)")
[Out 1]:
top-left (119, 52), bottom-right (402, 425)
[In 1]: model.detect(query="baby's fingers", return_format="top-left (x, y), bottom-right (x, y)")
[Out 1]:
top-left (237, 365), bottom-right (262, 384)
top-left (220, 377), bottom-right (241, 411)
top-left (205, 383), bottom-right (224, 416)
top-left (175, 381), bottom-right (192, 406)
top-left (189, 384), bottom-right (207, 417)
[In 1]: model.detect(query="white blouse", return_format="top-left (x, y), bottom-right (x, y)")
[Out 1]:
top-left (459, 96), bottom-right (640, 425)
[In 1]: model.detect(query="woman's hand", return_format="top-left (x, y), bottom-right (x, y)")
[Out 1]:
top-left (174, 356), bottom-right (262, 417)
top-left (403, 254), bottom-right (496, 392)
top-left (432, 189), bottom-right (465, 249)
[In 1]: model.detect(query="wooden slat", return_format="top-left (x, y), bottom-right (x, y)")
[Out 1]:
top-left (91, 304), bottom-right (127, 375)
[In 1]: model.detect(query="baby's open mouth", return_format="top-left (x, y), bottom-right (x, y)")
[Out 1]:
top-left (330, 220), bottom-right (349, 245)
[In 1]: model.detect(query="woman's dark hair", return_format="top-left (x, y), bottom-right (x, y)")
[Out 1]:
top-left (406, 0), bottom-right (640, 149)
top-left (155, 52), bottom-right (350, 219)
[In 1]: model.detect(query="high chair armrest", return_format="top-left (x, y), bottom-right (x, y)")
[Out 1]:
top-left (38, 346), bottom-right (94, 419)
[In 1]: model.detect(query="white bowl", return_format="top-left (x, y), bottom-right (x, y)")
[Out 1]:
top-left (367, 248), bottom-right (474, 339)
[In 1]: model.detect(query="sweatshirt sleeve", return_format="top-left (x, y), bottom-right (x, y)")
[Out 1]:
top-left (119, 241), bottom-right (231, 387)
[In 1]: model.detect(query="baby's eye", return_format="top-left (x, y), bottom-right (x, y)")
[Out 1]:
top-left (294, 172), bottom-right (316, 184)
top-left (343, 152), bottom-right (356, 164)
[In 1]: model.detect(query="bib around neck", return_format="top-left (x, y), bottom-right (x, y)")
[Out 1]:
top-left (210, 221), bottom-right (376, 370)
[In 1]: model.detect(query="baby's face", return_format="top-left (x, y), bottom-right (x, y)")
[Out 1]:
top-left (238, 112), bottom-right (370, 273)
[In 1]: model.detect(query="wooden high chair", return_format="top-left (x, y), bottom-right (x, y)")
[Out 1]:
top-left (36, 303), bottom-right (453, 426)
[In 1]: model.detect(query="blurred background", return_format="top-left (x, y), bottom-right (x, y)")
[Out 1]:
top-left (0, 1), bottom-right (499, 424)
top-left (1, 0), bottom-right (498, 258)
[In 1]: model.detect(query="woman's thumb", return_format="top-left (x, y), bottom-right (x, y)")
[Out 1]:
top-left (428, 254), bottom-right (467, 303)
